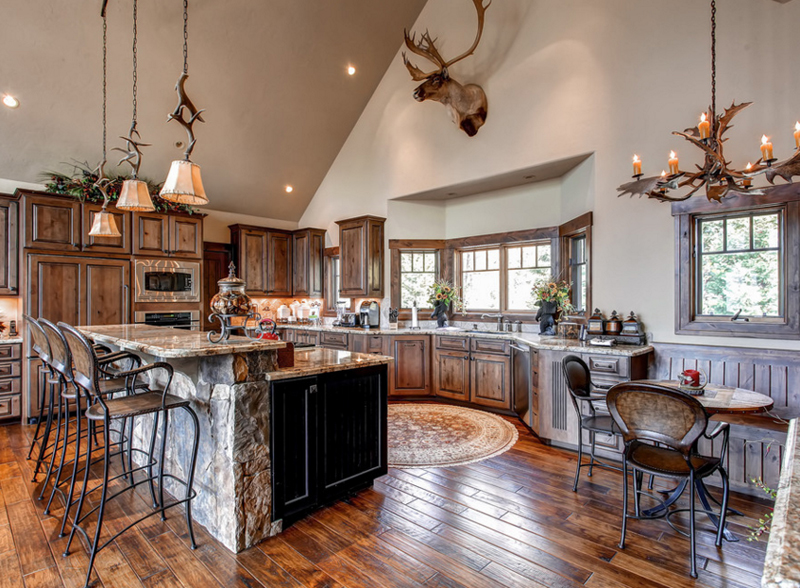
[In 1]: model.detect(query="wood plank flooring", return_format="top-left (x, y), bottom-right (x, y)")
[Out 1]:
top-left (0, 415), bottom-right (771, 588)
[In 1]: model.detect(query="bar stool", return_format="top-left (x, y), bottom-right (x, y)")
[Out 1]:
top-left (607, 382), bottom-right (731, 578)
top-left (58, 322), bottom-right (200, 588)
top-left (37, 319), bottom-right (144, 536)
top-left (561, 354), bottom-right (622, 491)
top-left (23, 314), bottom-right (59, 482)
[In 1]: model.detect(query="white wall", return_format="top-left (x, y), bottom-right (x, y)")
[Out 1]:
top-left (300, 0), bottom-right (800, 350)
top-left (202, 209), bottom-right (298, 243)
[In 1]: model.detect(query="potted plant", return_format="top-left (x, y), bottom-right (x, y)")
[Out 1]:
top-left (533, 279), bottom-right (574, 335)
top-left (428, 280), bottom-right (462, 328)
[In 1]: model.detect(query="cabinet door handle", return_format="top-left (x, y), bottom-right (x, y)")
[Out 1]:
top-left (463, 356), bottom-right (470, 360)
top-left (309, 384), bottom-right (318, 395)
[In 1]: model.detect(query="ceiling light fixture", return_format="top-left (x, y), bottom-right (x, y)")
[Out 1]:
top-left (160, 0), bottom-right (208, 206)
top-left (347, 65), bottom-right (356, 76)
top-left (88, 4), bottom-right (122, 238)
top-left (285, 185), bottom-right (293, 193)
top-left (618, 0), bottom-right (800, 203)
top-left (2, 94), bottom-right (19, 109)
top-left (114, 0), bottom-right (155, 212)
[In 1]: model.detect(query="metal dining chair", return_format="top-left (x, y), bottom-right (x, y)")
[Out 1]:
top-left (607, 382), bottom-right (730, 579)
top-left (561, 354), bottom-right (622, 491)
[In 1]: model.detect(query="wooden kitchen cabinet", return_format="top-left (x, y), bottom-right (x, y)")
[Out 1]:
top-left (24, 194), bottom-right (81, 252)
top-left (271, 366), bottom-right (387, 527)
top-left (470, 352), bottom-right (512, 410)
top-left (319, 331), bottom-right (348, 350)
top-left (387, 335), bottom-right (431, 396)
top-left (432, 335), bottom-right (513, 412)
top-left (294, 329), bottom-right (319, 345)
top-left (293, 229), bottom-right (325, 297)
top-left (432, 349), bottom-right (470, 401)
top-left (231, 226), bottom-right (268, 295)
top-left (266, 230), bottom-right (293, 296)
top-left (0, 195), bottom-right (19, 295)
top-left (350, 333), bottom-right (388, 355)
top-left (336, 215), bottom-right (384, 298)
top-left (133, 212), bottom-right (202, 259)
top-left (82, 202), bottom-right (131, 255)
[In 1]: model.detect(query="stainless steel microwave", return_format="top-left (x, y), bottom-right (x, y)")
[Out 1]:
top-left (134, 259), bottom-right (201, 303)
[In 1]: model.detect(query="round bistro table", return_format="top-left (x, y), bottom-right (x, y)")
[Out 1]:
top-left (628, 380), bottom-right (774, 541)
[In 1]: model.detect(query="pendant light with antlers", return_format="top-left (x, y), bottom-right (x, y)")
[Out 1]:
top-left (114, 0), bottom-right (155, 212)
top-left (88, 3), bottom-right (122, 237)
top-left (159, 0), bottom-right (208, 206)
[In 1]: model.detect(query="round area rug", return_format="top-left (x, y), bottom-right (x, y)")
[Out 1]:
top-left (388, 404), bottom-right (519, 468)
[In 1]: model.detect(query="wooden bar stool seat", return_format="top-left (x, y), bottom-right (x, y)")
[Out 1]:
top-left (85, 392), bottom-right (188, 421)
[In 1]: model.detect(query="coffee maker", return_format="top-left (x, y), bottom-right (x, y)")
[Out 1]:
top-left (358, 301), bottom-right (380, 328)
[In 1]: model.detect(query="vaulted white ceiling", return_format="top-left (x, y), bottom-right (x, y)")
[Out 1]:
top-left (0, 0), bottom-right (428, 221)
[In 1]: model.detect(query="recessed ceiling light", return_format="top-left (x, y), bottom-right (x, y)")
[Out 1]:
top-left (2, 94), bottom-right (19, 109)
top-left (347, 65), bottom-right (356, 76)
top-left (285, 185), bottom-right (293, 193)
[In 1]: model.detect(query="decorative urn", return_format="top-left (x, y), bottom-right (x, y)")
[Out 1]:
top-left (605, 310), bottom-right (623, 335)
top-left (210, 262), bottom-right (253, 317)
top-left (587, 308), bottom-right (605, 335)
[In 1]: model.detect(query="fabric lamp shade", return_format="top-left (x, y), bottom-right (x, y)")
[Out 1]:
top-left (88, 209), bottom-right (121, 237)
top-left (159, 160), bottom-right (208, 206)
top-left (117, 179), bottom-right (155, 211)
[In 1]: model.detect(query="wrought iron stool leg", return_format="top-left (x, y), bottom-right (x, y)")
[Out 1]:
top-left (64, 414), bottom-right (93, 556)
top-left (27, 377), bottom-right (48, 460)
top-left (619, 458), bottom-right (628, 549)
top-left (573, 425), bottom-right (583, 492)
top-left (39, 390), bottom-right (64, 500)
top-left (715, 469), bottom-right (730, 547)
top-left (689, 471), bottom-right (697, 579)
top-left (83, 419), bottom-right (112, 588)
top-left (158, 410), bottom-right (170, 520)
top-left (45, 394), bottom-right (70, 516)
top-left (147, 412), bottom-right (160, 508)
top-left (32, 377), bottom-right (56, 481)
top-left (59, 399), bottom-right (81, 539)
top-left (588, 431), bottom-right (596, 477)
top-left (183, 406), bottom-right (200, 549)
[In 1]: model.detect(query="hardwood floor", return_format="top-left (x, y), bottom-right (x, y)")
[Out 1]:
top-left (0, 417), bottom-right (770, 588)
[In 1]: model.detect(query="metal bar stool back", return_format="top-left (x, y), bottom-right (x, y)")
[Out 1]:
top-left (561, 354), bottom-right (621, 491)
top-left (57, 322), bottom-right (199, 588)
top-left (607, 382), bottom-right (731, 578)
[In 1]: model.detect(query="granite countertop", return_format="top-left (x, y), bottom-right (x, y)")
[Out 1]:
top-left (762, 418), bottom-right (800, 587)
top-left (274, 323), bottom-right (653, 357)
top-left (264, 348), bottom-right (392, 381)
top-left (78, 324), bottom-right (285, 359)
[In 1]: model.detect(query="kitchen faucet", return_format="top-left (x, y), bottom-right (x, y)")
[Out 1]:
top-left (480, 313), bottom-right (504, 331)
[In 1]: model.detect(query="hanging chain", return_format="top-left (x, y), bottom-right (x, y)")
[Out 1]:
top-left (710, 0), bottom-right (716, 122)
top-left (102, 13), bottom-right (107, 160)
top-left (132, 0), bottom-right (139, 123)
top-left (183, 0), bottom-right (189, 73)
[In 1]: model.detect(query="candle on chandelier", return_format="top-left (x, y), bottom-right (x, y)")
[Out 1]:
top-left (742, 162), bottom-right (753, 188)
top-left (698, 113), bottom-right (710, 140)
top-left (661, 170), bottom-right (667, 179)
top-left (632, 154), bottom-right (642, 176)
top-left (668, 151), bottom-right (679, 175)
top-left (760, 135), bottom-right (774, 161)
top-left (794, 122), bottom-right (800, 149)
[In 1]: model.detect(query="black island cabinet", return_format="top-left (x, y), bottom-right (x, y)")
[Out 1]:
top-left (271, 364), bottom-right (388, 527)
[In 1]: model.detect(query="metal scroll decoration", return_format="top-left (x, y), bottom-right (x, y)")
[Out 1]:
top-left (617, 0), bottom-right (800, 203)
top-left (206, 310), bottom-right (263, 344)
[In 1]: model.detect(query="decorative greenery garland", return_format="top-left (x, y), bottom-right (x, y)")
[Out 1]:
top-left (40, 162), bottom-right (197, 215)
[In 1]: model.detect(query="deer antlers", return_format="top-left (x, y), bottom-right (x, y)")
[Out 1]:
top-left (403, 0), bottom-right (491, 79)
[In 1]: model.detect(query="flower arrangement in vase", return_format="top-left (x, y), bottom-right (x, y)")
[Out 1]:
top-left (533, 279), bottom-right (574, 336)
top-left (428, 280), bottom-right (462, 328)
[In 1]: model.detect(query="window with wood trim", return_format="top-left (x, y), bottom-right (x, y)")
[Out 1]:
top-left (323, 247), bottom-right (351, 316)
top-left (399, 251), bottom-right (438, 308)
top-left (673, 193), bottom-right (800, 339)
top-left (460, 247), bottom-right (501, 310)
top-left (506, 243), bottom-right (551, 311)
top-left (558, 212), bottom-right (592, 319)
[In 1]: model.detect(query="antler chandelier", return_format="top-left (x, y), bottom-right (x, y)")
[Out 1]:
top-left (617, 0), bottom-right (800, 203)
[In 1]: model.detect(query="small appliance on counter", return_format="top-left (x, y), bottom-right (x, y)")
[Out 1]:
top-left (358, 300), bottom-right (380, 329)
top-left (276, 304), bottom-right (291, 323)
top-left (337, 312), bottom-right (359, 327)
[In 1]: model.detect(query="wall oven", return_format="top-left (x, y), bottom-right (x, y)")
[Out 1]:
top-left (134, 259), bottom-right (200, 304)
top-left (134, 310), bottom-right (201, 330)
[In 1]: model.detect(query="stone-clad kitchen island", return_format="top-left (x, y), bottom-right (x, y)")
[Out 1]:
top-left (77, 325), bottom-right (391, 553)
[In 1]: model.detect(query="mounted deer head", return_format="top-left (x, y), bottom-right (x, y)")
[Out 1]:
top-left (403, 0), bottom-right (491, 137)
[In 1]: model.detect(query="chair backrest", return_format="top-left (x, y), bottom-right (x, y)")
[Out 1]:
top-left (562, 354), bottom-right (592, 398)
top-left (23, 314), bottom-right (52, 365)
top-left (607, 382), bottom-right (708, 455)
top-left (57, 322), bottom-right (98, 396)
top-left (38, 319), bottom-right (73, 383)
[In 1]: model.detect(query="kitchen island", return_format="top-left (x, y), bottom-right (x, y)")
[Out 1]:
top-left (78, 325), bottom-right (391, 553)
